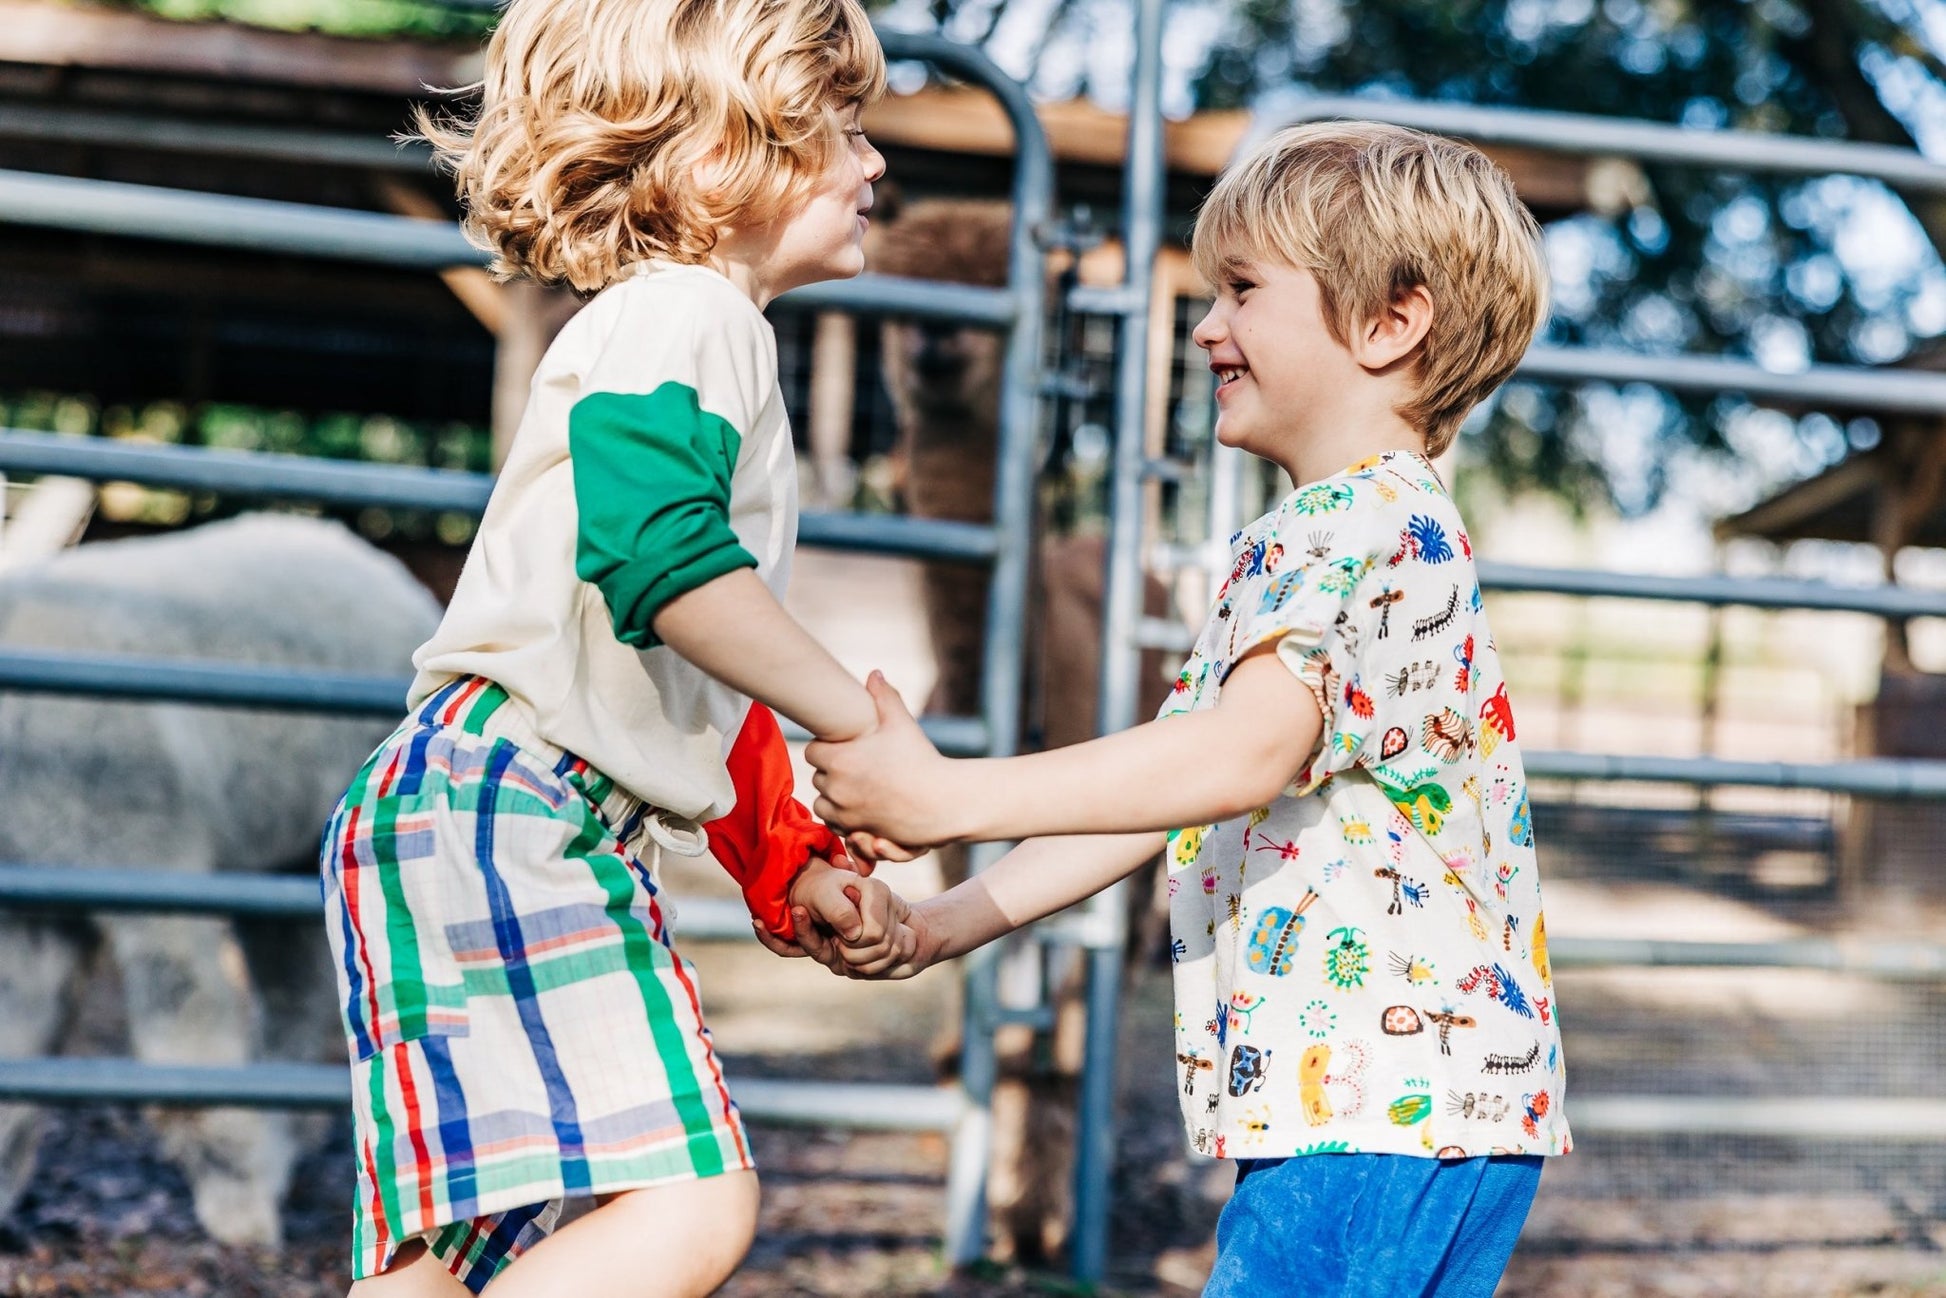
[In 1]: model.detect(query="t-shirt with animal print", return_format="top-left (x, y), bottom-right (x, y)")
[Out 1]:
top-left (1161, 448), bottom-right (1570, 1162)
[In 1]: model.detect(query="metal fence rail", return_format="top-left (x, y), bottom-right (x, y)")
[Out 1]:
top-left (1254, 92), bottom-right (1946, 194)
top-left (0, 429), bottom-right (1002, 564)
top-left (0, 1057), bottom-right (963, 1131)
top-left (0, 646), bottom-right (994, 755)
top-left (10, 857), bottom-right (1945, 975)
top-left (1134, 562), bottom-right (1946, 655)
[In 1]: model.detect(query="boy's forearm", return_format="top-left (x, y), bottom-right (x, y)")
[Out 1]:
top-left (948, 711), bottom-right (1290, 842)
top-left (919, 831), bottom-right (1166, 962)
top-left (652, 569), bottom-right (875, 740)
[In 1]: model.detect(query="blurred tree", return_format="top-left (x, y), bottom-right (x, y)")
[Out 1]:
top-left (912, 0), bottom-right (1946, 512)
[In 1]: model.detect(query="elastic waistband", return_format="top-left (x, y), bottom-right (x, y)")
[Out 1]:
top-left (412, 676), bottom-right (709, 859)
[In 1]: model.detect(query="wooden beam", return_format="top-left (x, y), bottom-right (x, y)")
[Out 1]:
top-left (0, 476), bottom-right (95, 572)
top-left (0, 0), bottom-right (479, 96)
top-left (866, 87), bottom-right (1250, 177)
top-left (1712, 451), bottom-right (1882, 541)
top-left (375, 176), bottom-right (508, 337)
top-left (807, 311), bottom-right (857, 509)
top-left (864, 85), bottom-right (1603, 211)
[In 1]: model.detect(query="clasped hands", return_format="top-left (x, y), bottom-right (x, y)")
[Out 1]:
top-left (753, 673), bottom-right (960, 980)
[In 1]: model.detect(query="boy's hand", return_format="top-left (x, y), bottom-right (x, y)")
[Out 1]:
top-left (770, 856), bottom-right (914, 968)
top-left (845, 830), bottom-right (919, 866)
top-left (806, 673), bottom-right (960, 849)
top-left (795, 893), bottom-right (942, 981)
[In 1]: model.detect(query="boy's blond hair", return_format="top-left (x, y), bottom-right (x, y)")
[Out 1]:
top-left (1192, 121), bottom-right (1549, 455)
top-left (416, 0), bottom-right (885, 293)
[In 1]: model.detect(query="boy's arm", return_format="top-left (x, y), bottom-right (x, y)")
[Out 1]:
top-left (652, 570), bottom-right (875, 742)
top-left (809, 647), bottom-right (1323, 849)
top-left (704, 702), bottom-right (860, 943)
top-left (565, 308), bottom-right (875, 745)
top-left (795, 831), bottom-right (1166, 978)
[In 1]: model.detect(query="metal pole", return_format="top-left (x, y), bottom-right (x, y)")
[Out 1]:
top-left (1517, 344), bottom-right (1946, 417)
top-left (0, 1057), bottom-right (964, 1129)
top-left (0, 103), bottom-right (434, 172)
top-left (0, 429), bottom-right (1003, 564)
top-left (873, 29), bottom-right (1060, 1270)
top-left (1070, 0), bottom-right (1166, 1280)
top-left (1252, 94), bottom-right (1946, 195)
top-left (0, 168), bottom-right (480, 269)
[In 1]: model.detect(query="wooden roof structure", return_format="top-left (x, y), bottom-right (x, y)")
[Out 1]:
top-left (0, 0), bottom-right (1614, 430)
top-left (1715, 344), bottom-right (1946, 551)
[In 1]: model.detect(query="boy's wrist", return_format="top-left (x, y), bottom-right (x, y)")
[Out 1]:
top-left (908, 896), bottom-right (956, 967)
top-left (787, 855), bottom-right (836, 905)
top-left (816, 695), bottom-right (879, 744)
top-left (936, 759), bottom-right (997, 844)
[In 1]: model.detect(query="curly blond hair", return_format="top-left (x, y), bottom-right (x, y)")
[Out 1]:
top-left (414, 0), bottom-right (885, 293)
top-left (1192, 121), bottom-right (1549, 455)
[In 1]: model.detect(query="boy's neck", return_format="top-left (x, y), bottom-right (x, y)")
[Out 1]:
top-left (1275, 416), bottom-right (1431, 488)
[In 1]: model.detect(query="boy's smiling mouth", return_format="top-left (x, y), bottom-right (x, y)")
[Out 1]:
top-left (1212, 364), bottom-right (1249, 389)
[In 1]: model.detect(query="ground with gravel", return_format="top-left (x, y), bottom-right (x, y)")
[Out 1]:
top-left (6, 943), bottom-right (1944, 1297)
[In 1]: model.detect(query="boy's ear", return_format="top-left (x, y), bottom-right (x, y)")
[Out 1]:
top-left (1354, 284), bottom-right (1434, 372)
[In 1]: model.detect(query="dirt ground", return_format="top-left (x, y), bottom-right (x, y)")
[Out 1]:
top-left (7, 553), bottom-right (1946, 1295)
top-left (7, 943), bottom-right (1946, 1298)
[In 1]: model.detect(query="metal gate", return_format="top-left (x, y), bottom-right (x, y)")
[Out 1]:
top-left (1081, 57), bottom-right (1946, 1277)
top-left (0, 29), bottom-right (1073, 1272)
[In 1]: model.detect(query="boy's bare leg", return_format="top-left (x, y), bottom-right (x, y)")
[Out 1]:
top-left (488, 1170), bottom-right (760, 1298)
top-left (348, 1242), bottom-right (470, 1297)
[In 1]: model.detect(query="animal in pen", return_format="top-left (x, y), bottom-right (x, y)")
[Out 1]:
top-left (0, 514), bottom-right (440, 1248)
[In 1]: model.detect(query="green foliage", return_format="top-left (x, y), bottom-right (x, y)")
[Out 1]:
top-left (1191, 0), bottom-right (1946, 511)
top-left (105, 0), bottom-right (491, 41)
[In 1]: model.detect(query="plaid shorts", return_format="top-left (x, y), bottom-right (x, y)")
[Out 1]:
top-left (320, 676), bottom-right (753, 1291)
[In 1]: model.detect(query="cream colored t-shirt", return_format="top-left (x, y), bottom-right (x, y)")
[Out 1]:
top-left (411, 262), bottom-right (796, 823)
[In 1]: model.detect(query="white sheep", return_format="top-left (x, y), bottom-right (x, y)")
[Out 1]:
top-left (0, 513), bottom-right (441, 1248)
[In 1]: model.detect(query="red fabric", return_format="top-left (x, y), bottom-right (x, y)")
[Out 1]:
top-left (704, 704), bottom-right (852, 941)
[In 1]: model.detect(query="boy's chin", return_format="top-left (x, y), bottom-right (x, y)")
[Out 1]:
top-left (1213, 420), bottom-right (1255, 451)
top-left (823, 246), bottom-right (867, 280)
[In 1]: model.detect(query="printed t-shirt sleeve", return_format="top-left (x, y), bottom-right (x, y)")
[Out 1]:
top-left (568, 280), bottom-right (775, 648)
top-left (1224, 481), bottom-right (1392, 795)
top-left (703, 703), bottom-right (854, 942)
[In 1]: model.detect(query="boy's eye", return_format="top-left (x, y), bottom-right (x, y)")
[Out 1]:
top-left (1229, 280), bottom-right (1255, 297)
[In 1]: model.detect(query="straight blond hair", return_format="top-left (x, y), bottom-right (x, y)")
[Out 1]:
top-left (415, 0), bottom-right (886, 293)
top-left (1193, 121), bottom-right (1549, 454)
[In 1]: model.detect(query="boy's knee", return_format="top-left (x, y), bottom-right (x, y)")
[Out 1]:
top-left (713, 1170), bottom-right (761, 1260)
top-left (602, 1168), bottom-right (759, 1282)
top-left (684, 1170), bottom-right (759, 1287)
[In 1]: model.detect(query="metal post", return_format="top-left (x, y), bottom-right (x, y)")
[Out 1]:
top-left (1070, 0), bottom-right (1167, 1280)
top-left (871, 31), bottom-right (1059, 1270)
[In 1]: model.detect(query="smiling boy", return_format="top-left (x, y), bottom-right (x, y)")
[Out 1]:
top-left (800, 122), bottom-right (1572, 1297)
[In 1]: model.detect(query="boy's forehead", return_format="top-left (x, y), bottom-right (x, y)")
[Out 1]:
top-left (1211, 245), bottom-right (1300, 279)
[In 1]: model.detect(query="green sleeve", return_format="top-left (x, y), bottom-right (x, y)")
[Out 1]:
top-left (570, 382), bottom-right (758, 649)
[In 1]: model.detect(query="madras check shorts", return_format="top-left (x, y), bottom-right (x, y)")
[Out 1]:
top-left (320, 676), bottom-right (753, 1291)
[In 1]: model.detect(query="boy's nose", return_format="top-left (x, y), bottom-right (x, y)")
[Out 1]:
top-left (862, 141), bottom-right (886, 184)
top-left (1191, 303), bottom-right (1224, 349)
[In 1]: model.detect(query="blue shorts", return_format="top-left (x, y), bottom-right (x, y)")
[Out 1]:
top-left (1203, 1153), bottom-right (1543, 1298)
